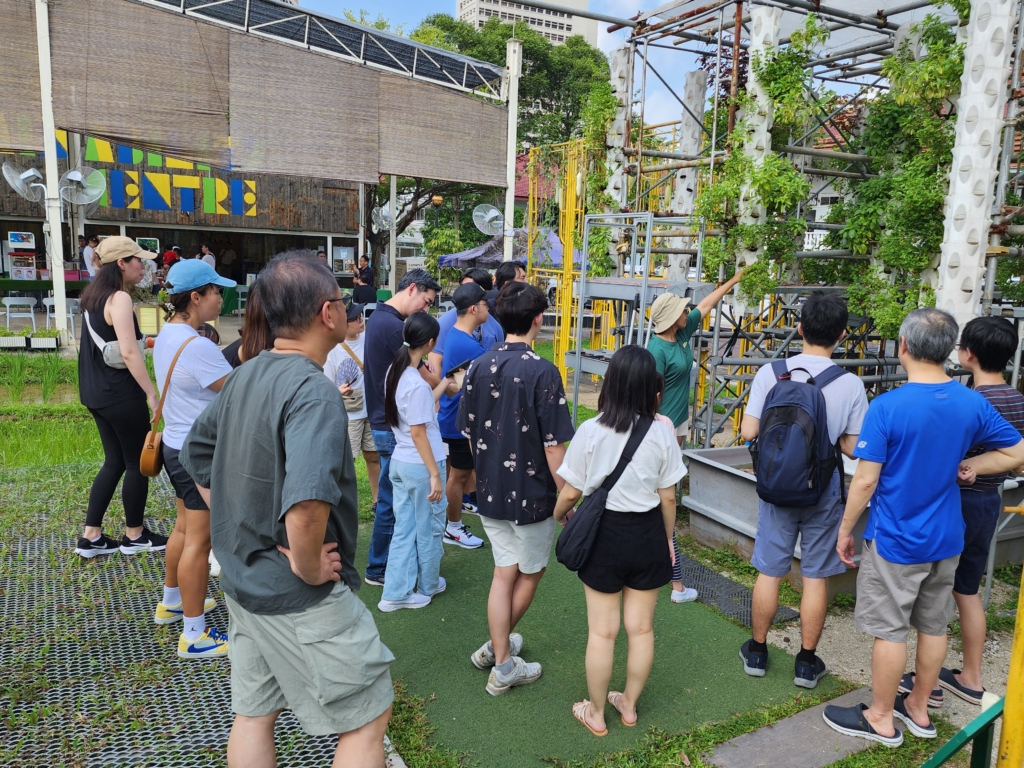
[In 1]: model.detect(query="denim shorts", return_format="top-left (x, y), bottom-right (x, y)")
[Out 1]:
top-left (751, 473), bottom-right (846, 580)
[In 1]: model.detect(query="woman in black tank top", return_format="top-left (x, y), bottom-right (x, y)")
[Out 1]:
top-left (75, 237), bottom-right (165, 559)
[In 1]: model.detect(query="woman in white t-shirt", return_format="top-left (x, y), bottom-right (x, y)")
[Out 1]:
top-left (553, 345), bottom-right (686, 736)
top-left (378, 313), bottom-right (457, 612)
top-left (152, 259), bottom-right (235, 660)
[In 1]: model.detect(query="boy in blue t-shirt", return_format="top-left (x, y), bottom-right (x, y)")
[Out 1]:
top-left (823, 309), bottom-right (1024, 749)
top-left (437, 282), bottom-right (491, 550)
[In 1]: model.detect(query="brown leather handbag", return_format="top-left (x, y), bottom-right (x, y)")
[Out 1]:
top-left (140, 336), bottom-right (197, 477)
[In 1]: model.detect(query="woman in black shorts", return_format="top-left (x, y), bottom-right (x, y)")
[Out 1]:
top-left (553, 346), bottom-right (686, 736)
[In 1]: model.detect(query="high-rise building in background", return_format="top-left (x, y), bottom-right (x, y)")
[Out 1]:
top-left (456, 0), bottom-right (598, 46)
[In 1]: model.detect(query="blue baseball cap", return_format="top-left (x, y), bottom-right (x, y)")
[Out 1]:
top-left (166, 259), bottom-right (236, 294)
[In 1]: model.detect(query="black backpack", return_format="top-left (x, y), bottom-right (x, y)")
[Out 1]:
top-left (749, 360), bottom-right (849, 508)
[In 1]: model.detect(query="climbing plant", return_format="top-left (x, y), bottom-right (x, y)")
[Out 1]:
top-left (822, 13), bottom-right (962, 338)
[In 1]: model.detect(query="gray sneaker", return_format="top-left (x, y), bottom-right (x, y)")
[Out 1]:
top-left (485, 656), bottom-right (542, 696)
top-left (471, 633), bottom-right (524, 670)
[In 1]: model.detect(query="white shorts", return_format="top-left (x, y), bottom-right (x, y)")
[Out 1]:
top-left (675, 420), bottom-right (689, 438)
top-left (480, 516), bottom-right (556, 574)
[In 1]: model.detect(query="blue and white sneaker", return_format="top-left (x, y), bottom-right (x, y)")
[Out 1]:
top-left (177, 627), bottom-right (229, 659)
top-left (462, 494), bottom-right (478, 515)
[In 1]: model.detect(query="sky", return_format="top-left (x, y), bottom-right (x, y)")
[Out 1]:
top-left (299, 0), bottom-right (955, 125)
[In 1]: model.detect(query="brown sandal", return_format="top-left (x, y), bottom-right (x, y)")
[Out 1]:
top-left (572, 700), bottom-right (608, 737)
top-left (607, 691), bottom-right (637, 727)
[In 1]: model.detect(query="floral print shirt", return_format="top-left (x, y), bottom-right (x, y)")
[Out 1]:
top-left (457, 342), bottom-right (575, 525)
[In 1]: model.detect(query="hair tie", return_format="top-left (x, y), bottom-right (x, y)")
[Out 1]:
top-left (403, 341), bottom-right (411, 347)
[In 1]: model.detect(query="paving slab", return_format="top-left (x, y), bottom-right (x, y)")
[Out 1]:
top-left (706, 688), bottom-right (873, 768)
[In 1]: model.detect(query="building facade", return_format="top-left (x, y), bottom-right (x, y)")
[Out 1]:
top-left (1, 132), bottom-right (361, 281)
top-left (456, 0), bottom-right (598, 46)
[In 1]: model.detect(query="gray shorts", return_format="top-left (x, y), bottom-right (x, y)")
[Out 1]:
top-left (751, 474), bottom-right (846, 580)
top-left (225, 583), bottom-right (395, 736)
top-left (480, 516), bottom-right (556, 574)
top-left (854, 539), bottom-right (959, 643)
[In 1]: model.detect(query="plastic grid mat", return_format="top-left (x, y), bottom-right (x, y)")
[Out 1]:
top-left (678, 555), bottom-right (800, 626)
top-left (0, 476), bottom-right (338, 768)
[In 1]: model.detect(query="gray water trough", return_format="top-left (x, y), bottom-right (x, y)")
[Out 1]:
top-left (682, 446), bottom-right (1024, 597)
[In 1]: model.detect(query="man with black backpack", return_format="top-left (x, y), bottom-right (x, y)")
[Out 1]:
top-left (738, 293), bottom-right (868, 688)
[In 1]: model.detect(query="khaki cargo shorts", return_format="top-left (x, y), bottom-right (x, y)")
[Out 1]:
top-left (347, 416), bottom-right (376, 457)
top-left (225, 583), bottom-right (395, 736)
top-left (854, 539), bottom-right (959, 643)
top-left (480, 516), bottom-right (556, 574)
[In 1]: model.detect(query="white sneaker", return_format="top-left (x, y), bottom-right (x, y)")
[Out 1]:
top-left (671, 587), bottom-right (698, 603)
top-left (424, 577), bottom-right (446, 597)
top-left (378, 593), bottom-right (432, 612)
top-left (471, 633), bottom-right (524, 669)
top-left (486, 656), bottom-right (543, 696)
top-left (208, 551), bottom-right (221, 577)
top-left (444, 522), bottom-right (485, 549)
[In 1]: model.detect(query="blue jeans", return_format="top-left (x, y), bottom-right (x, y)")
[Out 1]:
top-left (382, 459), bottom-right (447, 602)
top-left (366, 430), bottom-right (396, 582)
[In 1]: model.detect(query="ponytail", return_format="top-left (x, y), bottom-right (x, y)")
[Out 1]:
top-left (383, 312), bottom-right (440, 428)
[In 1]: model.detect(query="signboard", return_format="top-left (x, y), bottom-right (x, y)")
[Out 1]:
top-left (7, 231), bottom-right (35, 250)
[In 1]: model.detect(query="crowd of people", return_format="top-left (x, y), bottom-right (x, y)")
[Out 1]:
top-left (72, 241), bottom-right (1023, 764)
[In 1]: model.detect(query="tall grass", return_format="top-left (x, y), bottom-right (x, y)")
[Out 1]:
top-left (5, 354), bottom-right (27, 403)
top-left (39, 354), bottom-right (61, 404)
top-left (0, 405), bottom-right (101, 468)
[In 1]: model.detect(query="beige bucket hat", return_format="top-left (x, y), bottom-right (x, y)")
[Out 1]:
top-left (96, 236), bottom-right (157, 264)
top-left (650, 292), bottom-right (692, 334)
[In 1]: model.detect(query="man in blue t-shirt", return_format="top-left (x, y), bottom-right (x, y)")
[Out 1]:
top-left (430, 269), bottom-right (503, 377)
top-left (437, 282), bottom-right (490, 550)
top-left (823, 309), bottom-right (1024, 749)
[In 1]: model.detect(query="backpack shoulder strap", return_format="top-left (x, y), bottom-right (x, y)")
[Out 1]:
top-left (600, 417), bottom-right (654, 493)
top-left (812, 364), bottom-right (850, 390)
top-left (770, 359), bottom-right (790, 382)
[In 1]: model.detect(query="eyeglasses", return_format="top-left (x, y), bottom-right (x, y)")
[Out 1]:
top-left (324, 297), bottom-right (346, 311)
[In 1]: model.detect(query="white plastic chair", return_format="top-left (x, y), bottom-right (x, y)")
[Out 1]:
top-left (235, 285), bottom-right (249, 316)
top-left (3, 297), bottom-right (38, 331)
top-left (363, 302), bottom-right (376, 319)
top-left (43, 298), bottom-right (78, 336)
top-left (439, 300), bottom-right (455, 313)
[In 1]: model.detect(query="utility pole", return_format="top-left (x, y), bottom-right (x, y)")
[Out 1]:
top-left (503, 37), bottom-right (523, 262)
top-left (35, 0), bottom-right (68, 343)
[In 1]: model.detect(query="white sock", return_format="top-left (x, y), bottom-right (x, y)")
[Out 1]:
top-left (183, 614), bottom-right (206, 642)
top-left (90, 534), bottom-right (103, 543)
top-left (163, 586), bottom-right (181, 606)
top-left (447, 521), bottom-right (462, 531)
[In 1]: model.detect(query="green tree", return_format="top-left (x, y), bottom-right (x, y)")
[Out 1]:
top-left (343, 9), bottom-right (405, 35)
top-left (411, 14), bottom-right (610, 147)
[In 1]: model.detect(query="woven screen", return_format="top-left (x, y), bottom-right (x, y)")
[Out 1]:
top-left (378, 74), bottom-right (508, 188)
top-left (228, 36), bottom-right (380, 184)
top-left (0, 0), bottom-right (43, 152)
top-left (49, 0), bottom-right (231, 168)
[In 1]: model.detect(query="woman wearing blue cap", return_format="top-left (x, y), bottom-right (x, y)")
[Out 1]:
top-left (151, 259), bottom-right (237, 660)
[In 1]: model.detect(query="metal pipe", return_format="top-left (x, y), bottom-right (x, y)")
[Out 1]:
top-left (624, 148), bottom-right (705, 160)
top-left (697, 8), bottom-right (726, 283)
top-left (513, 0), bottom-right (636, 27)
top-left (782, 145), bottom-right (872, 163)
top-left (503, 38), bottom-right (522, 263)
top-left (792, 250), bottom-right (869, 260)
top-left (758, 0), bottom-right (899, 30)
top-left (806, 167), bottom-right (879, 180)
top-left (630, 0), bottom-right (735, 37)
top-left (650, 248), bottom-right (699, 254)
top-left (880, 0), bottom-right (936, 18)
top-left (806, 40), bottom-right (892, 66)
top-left (716, 356), bottom-right (903, 367)
top-left (638, 157), bottom-right (715, 173)
top-left (727, 0), bottom-right (742, 134)
top-left (813, 57), bottom-right (886, 75)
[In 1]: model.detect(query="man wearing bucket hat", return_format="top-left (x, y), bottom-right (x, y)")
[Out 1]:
top-left (647, 269), bottom-right (743, 603)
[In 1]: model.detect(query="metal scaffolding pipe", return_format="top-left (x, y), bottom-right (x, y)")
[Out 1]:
top-left (715, 356), bottom-right (902, 367)
top-left (880, 0), bottom-right (937, 18)
top-left (672, 29), bottom-right (750, 48)
top-left (638, 157), bottom-right (715, 173)
top-left (792, 250), bottom-right (868, 260)
top-left (520, 0), bottom-right (636, 27)
top-left (805, 166), bottom-right (879, 180)
top-left (758, 0), bottom-right (899, 30)
top-left (782, 144), bottom-right (872, 163)
top-left (650, 247), bottom-right (699, 254)
top-left (806, 40), bottom-right (892, 66)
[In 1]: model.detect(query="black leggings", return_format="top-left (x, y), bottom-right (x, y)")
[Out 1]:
top-left (86, 400), bottom-right (150, 529)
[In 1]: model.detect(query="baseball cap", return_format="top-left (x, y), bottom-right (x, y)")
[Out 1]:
top-left (453, 282), bottom-right (490, 311)
top-left (96, 236), bottom-right (157, 264)
top-left (346, 301), bottom-right (365, 321)
top-left (166, 259), bottom-right (237, 294)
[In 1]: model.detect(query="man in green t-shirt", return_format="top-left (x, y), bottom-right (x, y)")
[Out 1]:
top-left (182, 253), bottom-right (393, 767)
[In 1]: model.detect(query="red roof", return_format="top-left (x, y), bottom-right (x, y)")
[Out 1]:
top-left (513, 152), bottom-right (556, 201)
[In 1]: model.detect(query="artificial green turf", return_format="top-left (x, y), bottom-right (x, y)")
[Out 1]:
top-left (351, 520), bottom-right (842, 768)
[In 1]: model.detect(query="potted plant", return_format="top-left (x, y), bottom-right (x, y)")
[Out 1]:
top-left (28, 328), bottom-right (61, 350)
top-left (0, 327), bottom-right (27, 350)
top-left (136, 288), bottom-right (168, 336)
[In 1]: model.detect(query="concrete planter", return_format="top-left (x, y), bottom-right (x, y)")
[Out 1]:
top-left (682, 445), bottom-right (863, 597)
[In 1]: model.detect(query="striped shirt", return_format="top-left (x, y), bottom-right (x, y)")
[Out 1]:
top-left (965, 384), bottom-right (1024, 489)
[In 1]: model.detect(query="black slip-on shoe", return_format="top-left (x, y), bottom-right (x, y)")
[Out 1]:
top-left (893, 693), bottom-right (937, 739)
top-left (938, 667), bottom-right (984, 706)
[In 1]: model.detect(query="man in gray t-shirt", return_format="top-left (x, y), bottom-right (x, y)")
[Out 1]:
top-left (736, 293), bottom-right (868, 691)
top-left (181, 253), bottom-right (393, 766)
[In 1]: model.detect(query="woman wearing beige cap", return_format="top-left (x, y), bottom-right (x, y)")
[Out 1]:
top-left (647, 269), bottom-right (743, 602)
top-left (75, 236), bottom-right (163, 559)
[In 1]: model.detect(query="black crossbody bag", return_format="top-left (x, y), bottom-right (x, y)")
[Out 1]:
top-left (555, 416), bottom-right (654, 572)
